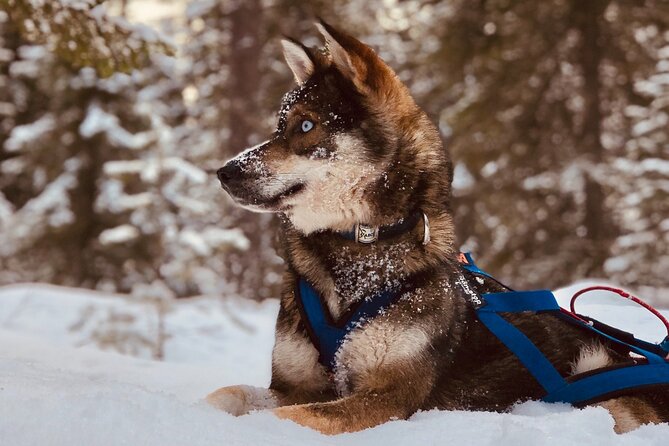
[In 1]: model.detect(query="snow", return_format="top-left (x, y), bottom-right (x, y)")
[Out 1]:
top-left (0, 192), bottom-right (14, 224)
top-left (55, 0), bottom-right (176, 47)
top-left (0, 283), bottom-right (277, 368)
top-left (200, 227), bottom-right (251, 252)
top-left (80, 104), bottom-right (154, 149)
top-left (8, 45), bottom-right (48, 77)
top-left (177, 227), bottom-right (250, 258)
top-left (99, 224), bottom-right (140, 245)
top-left (163, 157), bottom-right (209, 183)
top-left (3, 114), bottom-right (55, 152)
top-left (103, 157), bottom-right (208, 184)
top-left (180, 228), bottom-right (212, 255)
top-left (452, 162), bottom-right (475, 191)
top-left (0, 163), bottom-right (79, 256)
top-left (1, 283), bottom-right (668, 445)
top-left (632, 112), bottom-right (668, 137)
top-left (186, 0), bottom-right (217, 19)
top-left (614, 158), bottom-right (669, 177)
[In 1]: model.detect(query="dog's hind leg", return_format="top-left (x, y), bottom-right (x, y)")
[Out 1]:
top-left (597, 396), bottom-right (662, 434)
top-left (206, 385), bottom-right (282, 416)
top-left (570, 342), bottom-right (663, 433)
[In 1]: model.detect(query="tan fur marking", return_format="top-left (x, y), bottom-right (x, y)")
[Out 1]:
top-left (598, 396), bottom-right (662, 434)
top-left (272, 395), bottom-right (406, 435)
top-left (272, 332), bottom-right (331, 392)
top-left (274, 405), bottom-right (343, 435)
top-left (335, 323), bottom-right (430, 395)
top-left (273, 362), bottom-right (432, 435)
top-left (277, 134), bottom-right (384, 233)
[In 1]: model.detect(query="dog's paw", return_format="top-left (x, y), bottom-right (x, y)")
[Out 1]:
top-left (206, 385), bottom-right (277, 416)
top-left (206, 385), bottom-right (254, 416)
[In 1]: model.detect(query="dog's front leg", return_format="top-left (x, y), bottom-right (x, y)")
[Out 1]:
top-left (272, 384), bottom-right (429, 434)
top-left (273, 361), bottom-right (435, 434)
top-left (272, 392), bottom-right (401, 435)
top-left (271, 311), bottom-right (439, 434)
top-left (206, 385), bottom-right (283, 416)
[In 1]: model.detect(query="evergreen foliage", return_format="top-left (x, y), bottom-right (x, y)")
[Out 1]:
top-left (0, 0), bottom-right (667, 301)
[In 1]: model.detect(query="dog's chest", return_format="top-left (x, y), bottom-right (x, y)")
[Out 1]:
top-left (326, 242), bottom-right (414, 312)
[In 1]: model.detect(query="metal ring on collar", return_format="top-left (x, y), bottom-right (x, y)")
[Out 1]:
top-left (422, 212), bottom-right (430, 246)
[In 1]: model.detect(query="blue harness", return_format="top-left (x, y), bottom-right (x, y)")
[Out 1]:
top-left (295, 253), bottom-right (669, 406)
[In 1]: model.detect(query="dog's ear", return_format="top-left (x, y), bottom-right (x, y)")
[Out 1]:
top-left (281, 38), bottom-right (315, 85)
top-left (316, 19), bottom-right (391, 94)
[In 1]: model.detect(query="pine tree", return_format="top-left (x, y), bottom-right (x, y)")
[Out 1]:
top-left (2, 0), bottom-right (667, 302)
top-left (0, 0), bottom-right (171, 77)
top-left (424, 0), bottom-right (669, 290)
top-left (606, 27), bottom-right (669, 296)
top-left (0, 0), bottom-right (249, 296)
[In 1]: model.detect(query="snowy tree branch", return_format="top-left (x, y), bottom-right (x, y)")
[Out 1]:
top-left (0, 0), bottom-right (173, 76)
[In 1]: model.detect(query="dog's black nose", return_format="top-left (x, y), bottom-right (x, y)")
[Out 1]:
top-left (217, 161), bottom-right (243, 186)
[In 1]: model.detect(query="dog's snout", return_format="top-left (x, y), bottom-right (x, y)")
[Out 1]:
top-left (217, 161), bottom-right (243, 186)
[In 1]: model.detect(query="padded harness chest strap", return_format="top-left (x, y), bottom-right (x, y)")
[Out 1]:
top-left (295, 277), bottom-right (405, 369)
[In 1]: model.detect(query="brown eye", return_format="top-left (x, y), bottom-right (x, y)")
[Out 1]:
top-left (301, 120), bottom-right (314, 133)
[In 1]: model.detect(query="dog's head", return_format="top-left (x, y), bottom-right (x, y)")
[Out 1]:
top-left (218, 21), bottom-right (447, 234)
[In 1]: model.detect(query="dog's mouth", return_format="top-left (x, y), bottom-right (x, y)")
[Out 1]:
top-left (229, 182), bottom-right (306, 211)
top-left (266, 183), bottom-right (305, 208)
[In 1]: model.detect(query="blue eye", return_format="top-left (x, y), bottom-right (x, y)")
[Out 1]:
top-left (301, 120), bottom-right (314, 133)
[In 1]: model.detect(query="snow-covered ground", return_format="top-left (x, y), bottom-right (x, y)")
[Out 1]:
top-left (1, 282), bottom-right (668, 445)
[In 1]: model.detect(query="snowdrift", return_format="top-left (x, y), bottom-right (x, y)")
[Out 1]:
top-left (1, 282), bottom-right (668, 445)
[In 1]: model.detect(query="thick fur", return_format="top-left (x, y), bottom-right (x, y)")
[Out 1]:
top-left (209, 21), bottom-right (669, 435)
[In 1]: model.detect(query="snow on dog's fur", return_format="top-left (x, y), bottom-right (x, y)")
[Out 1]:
top-left (210, 20), bottom-right (669, 435)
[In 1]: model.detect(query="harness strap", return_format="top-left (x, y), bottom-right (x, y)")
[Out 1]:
top-left (472, 291), bottom-right (669, 404)
top-left (459, 252), bottom-right (515, 291)
top-left (296, 277), bottom-right (404, 368)
top-left (477, 309), bottom-right (567, 394)
top-left (482, 290), bottom-right (560, 313)
top-left (459, 255), bottom-right (669, 405)
top-left (454, 271), bottom-right (486, 309)
top-left (570, 286), bottom-right (669, 359)
top-left (476, 291), bottom-right (567, 395)
top-left (295, 251), bottom-right (669, 406)
top-left (459, 252), bottom-right (494, 279)
top-left (542, 364), bottom-right (669, 405)
top-left (552, 313), bottom-right (667, 365)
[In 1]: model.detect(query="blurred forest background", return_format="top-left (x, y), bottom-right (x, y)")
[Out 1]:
top-left (0, 0), bottom-right (667, 305)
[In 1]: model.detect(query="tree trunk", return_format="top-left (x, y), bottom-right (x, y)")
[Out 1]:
top-left (228, 0), bottom-right (262, 154)
top-left (575, 0), bottom-right (613, 276)
top-left (225, 0), bottom-right (280, 300)
top-left (119, 0), bottom-right (129, 18)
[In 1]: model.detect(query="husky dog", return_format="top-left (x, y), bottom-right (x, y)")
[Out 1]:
top-left (209, 21), bottom-right (669, 435)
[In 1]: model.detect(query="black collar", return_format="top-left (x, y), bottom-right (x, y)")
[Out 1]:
top-left (336, 210), bottom-right (429, 244)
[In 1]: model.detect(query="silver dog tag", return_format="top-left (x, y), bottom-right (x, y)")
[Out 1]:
top-left (355, 224), bottom-right (379, 244)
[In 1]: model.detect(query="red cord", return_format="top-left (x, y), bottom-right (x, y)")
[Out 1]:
top-left (569, 286), bottom-right (669, 339)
